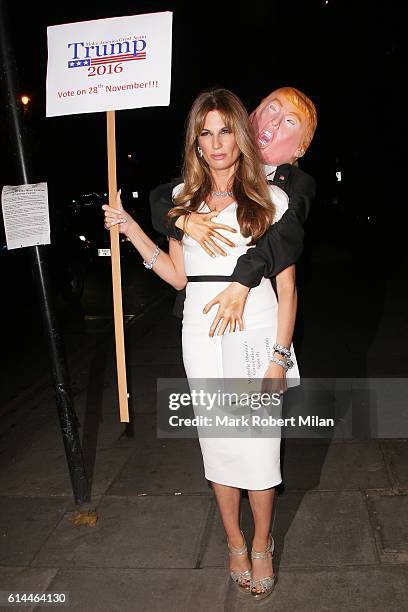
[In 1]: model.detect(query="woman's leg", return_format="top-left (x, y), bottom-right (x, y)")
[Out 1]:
top-left (248, 488), bottom-right (275, 591)
top-left (211, 482), bottom-right (251, 580)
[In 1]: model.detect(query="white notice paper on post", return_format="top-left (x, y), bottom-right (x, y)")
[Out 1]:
top-left (1, 183), bottom-right (50, 250)
top-left (221, 327), bottom-right (300, 393)
top-left (46, 11), bottom-right (173, 116)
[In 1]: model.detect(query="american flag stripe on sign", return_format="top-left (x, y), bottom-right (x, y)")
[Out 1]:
top-left (67, 52), bottom-right (147, 69)
top-left (91, 53), bottom-right (146, 66)
top-left (91, 53), bottom-right (147, 65)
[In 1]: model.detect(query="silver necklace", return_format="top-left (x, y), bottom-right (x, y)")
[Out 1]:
top-left (211, 190), bottom-right (233, 197)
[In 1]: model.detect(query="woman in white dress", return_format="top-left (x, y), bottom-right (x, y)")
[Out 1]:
top-left (103, 89), bottom-right (297, 601)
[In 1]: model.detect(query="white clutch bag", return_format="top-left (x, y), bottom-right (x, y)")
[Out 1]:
top-left (220, 327), bottom-right (300, 393)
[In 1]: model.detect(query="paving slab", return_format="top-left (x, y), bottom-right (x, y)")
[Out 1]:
top-left (0, 395), bottom-right (57, 455)
top-left (381, 440), bottom-right (408, 488)
top-left (24, 409), bottom-right (129, 453)
top-left (271, 491), bottom-right (376, 568)
top-left (32, 412), bottom-right (157, 453)
top-left (225, 567), bottom-right (408, 612)
top-left (202, 491), bottom-right (376, 569)
top-left (282, 440), bottom-right (391, 491)
top-left (106, 438), bottom-right (210, 495)
top-left (0, 447), bottom-right (133, 498)
top-left (200, 496), bottom-right (252, 568)
top-left (109, 413), bottom-right (158, 447)
top-left (31, 496), bottom-right (211, 569)
top-left (1, 372), bottom-right (126, 457)
top-left (348, 379), bottom-right (408, 437)
top-left (34, 568), bottom-right (228, 612)
top-left (24, 387), bottom-right (158, 455)
top-left (0, 497), bottom-right (69, 566)
top-left (367, 492), bottom-right (408, 554)
top-left (98, 384), bottom-right (158, 418)
top-left (26, 385), bottom-right (160, 452)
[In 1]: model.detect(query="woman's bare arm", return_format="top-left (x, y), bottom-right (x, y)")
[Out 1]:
top-left (103, 192), bottom-right (187, 291)
top-left (262, 264), bottom-right (297, 392)
top-left (274, 264), bottom-right (297, 349)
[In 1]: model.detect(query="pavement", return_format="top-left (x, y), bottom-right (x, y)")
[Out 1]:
top-left (1, 222), bottom-right (408, 611)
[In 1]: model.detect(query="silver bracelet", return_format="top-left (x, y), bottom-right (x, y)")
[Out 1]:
top-left (143, 245), bottom-right (160, 269)
top-left (273, 343), bottom-right (291, 358)
top-left (270, 355), bottom-right (289, 372)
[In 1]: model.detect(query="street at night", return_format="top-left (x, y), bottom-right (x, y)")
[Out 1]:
top-left (0, 1), bottom-right (407, 611)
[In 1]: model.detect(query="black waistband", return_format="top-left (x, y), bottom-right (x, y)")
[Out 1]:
top-left (187, 275), bottom-right (233, 282)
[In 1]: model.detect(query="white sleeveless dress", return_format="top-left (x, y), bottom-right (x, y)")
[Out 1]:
top-left (179, 185), bottom-right (293, 490)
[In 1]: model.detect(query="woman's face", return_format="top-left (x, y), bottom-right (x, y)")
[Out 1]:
top-left (197, 110), bottom-right (241, 173)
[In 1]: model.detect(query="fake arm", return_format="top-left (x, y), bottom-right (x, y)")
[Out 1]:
top-left (230, 167), bottom-right (316, 287)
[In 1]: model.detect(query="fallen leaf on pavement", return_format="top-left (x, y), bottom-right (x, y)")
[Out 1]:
top-left (68, 511), bottom-right (98, 527)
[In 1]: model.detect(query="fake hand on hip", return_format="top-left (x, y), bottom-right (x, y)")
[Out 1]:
top-left (203, 282), bottom-right (249, 336)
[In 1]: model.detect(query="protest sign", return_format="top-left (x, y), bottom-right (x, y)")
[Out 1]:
top-left (46, 12), bottom-right (172, 116)
top-left (46, 12), bottom-right (173, 422)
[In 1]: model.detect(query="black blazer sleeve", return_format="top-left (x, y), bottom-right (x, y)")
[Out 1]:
top-left (230, 165), bottom-right (316, 288)
top-left (149, 177), bottom-right (183, 240)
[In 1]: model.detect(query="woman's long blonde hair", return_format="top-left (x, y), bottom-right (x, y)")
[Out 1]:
top-left (168, 88), bottom-right (275, 244)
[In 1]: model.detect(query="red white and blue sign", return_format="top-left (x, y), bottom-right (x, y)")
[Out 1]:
top-left (46, 12), bottom-right (172, 117)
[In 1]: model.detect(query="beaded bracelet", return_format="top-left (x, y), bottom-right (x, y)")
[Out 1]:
top-left (270, 356), bottom-right (289, 372)
top-left (270, 354), bottom-right (294, 371)
top-left (143, 245), bottom-right (160, 269)
top-left (273, 343), bottom-right (291, 358)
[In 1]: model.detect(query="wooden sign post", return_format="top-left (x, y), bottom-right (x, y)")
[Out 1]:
top-left (106, 111), bottom-right (129, 422)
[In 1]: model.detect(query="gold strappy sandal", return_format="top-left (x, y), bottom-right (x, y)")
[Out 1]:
top-left (227, 530), bottom-right (252, 594)
top-left (250, 534), bottom-right (276, 601)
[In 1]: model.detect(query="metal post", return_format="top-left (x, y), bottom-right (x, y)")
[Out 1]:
top-left (0, 0), bottom-right (90, 504)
